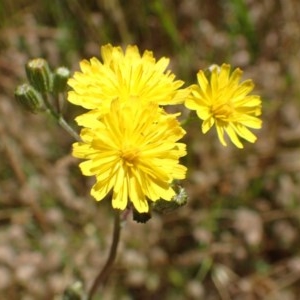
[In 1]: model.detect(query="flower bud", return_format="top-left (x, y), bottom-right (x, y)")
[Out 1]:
top-left (14, 83), bottom-right (44, 113)
top-left (152, 185), bottom-right (188, 214)
top-left (25, 58), bottom-right (52, 93)
top-left (63, 281), bottom-right (84, 300)
top-left (52, 67), bottom-right (70, 94)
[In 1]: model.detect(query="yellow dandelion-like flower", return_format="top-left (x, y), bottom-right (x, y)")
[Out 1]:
top-left (72, 99), bottom-right (187, 213)
top-left (68, 44), bottom-right (188, 113)
top-left (185, 64), bottom-right (262, 148)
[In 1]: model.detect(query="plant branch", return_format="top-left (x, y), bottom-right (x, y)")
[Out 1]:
top-left (42, 93), bottom-right (81, 142)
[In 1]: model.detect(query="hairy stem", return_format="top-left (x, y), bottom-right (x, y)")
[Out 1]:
top-left (87, 211), bottom-right (121, 300)
top-left (42, 93), bottom-right (81, 142)
top-left (57, 116), bottom-right (81, 142)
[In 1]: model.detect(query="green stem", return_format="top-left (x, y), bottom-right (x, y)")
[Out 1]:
top-left (57, 116), bottom-right (81, 142)
top-left (87, 211), bottom-right (121, 300)
top-left (42, 93), bottom-right (81, 142)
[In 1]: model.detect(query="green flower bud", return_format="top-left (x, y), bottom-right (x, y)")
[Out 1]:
top-left (53, 67), bottom-right (70, 94)
top-left (63, 281), bottom-right (84, 300)
top-left (152, 184), bottom-right (188, 214)
top-left (14, 83), bottom-right (44, 113)
top-left (25, 58), bottom-right (52, 93)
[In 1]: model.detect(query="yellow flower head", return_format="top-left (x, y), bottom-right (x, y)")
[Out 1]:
top-left (72, 99), bottom-right (187, 213)
top-left (68, 44), bottom-right (187, 113)
top-left (185, 64), bottom-right (262, 148)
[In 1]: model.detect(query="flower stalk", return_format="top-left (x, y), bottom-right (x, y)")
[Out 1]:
top-left (87, 210), bottom-right (121, 300)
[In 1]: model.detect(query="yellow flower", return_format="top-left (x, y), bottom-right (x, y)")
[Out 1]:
top-left (72, 99), bottom-right (187, 213)
top-left (68, 44), bottom-right (187, 113)
top-left (185, 64), bottom-right (262, 148)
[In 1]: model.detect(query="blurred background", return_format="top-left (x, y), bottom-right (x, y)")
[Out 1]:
top-left (1, 0), bottom-right (300, 299)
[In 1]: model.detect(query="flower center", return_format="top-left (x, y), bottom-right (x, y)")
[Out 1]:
top-left (211, 101), bottom-right (234, 121)
top-left (120, 148), bottom-right (139, 167)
